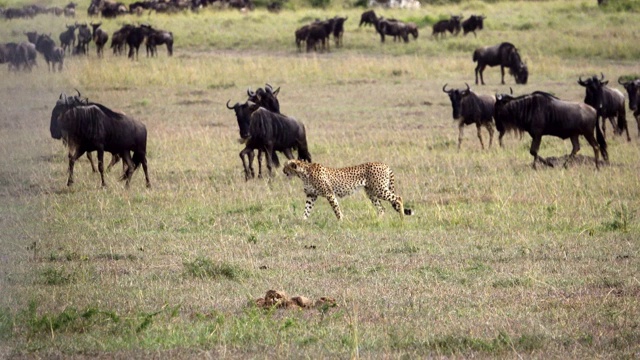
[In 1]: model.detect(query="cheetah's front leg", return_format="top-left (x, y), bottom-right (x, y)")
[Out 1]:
top-left (304, 194), bottom-right (318, 220)
top-left (326, 193), bottom-right (343, 220)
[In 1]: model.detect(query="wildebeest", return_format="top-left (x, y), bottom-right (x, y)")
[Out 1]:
top-left (462, 15), bottom-right (485, 37)
top-left (145, 26), bottom-right (173, 57)
top-left (306, 18), bottom-right (336, 53)
top-left (59, 24), bottom-right (77, 54)
top-left (442, 83), bottom-right (496, 149)
top-left (578, 73), bottom-right (629, 141)
top-left (473, 42), bottom-right (528, 85)
top-left (127, 24), bottom-right (150, 60)
top-left (110, 25), bottom-right (130, 55)
top-left (34, 34), bottom-right (65, 72)
top-left (432, 15), bottom-right (462, 38)
top-left (50, 91), bottom-right (150, 188)
top-left (226, 98), bottom-right (311, 180)
top-left (359, 10), bottom-right (377, 27)
top-left (91, 22), bottom-right (109, 57)
top-left (332, 16), bottom-right (348, 47)
top-left (76, 23), bottom-right (92, 55)
top-left (494, 91), bottom-right (607, 169)
top-left (618, 77), bottom-right (640, 137)
top-left (3, 42), bottom-right (37, 71)
top-left (375, 18), bottom-right (410, 43)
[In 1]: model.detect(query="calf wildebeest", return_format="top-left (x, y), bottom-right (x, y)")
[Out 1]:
top-left (59, 24), bottom-right (77, 54)
top-left (494, 91), bottom-right (607, 169)
top-left (578, 73), bottom-right (629, 141)
top-left (473, 42), bottom-right (528, 85)
top-left (443, 83), bottom-right (496, 150)
top-left (375, 18), bottom-right (410, 43)
top-left (91, 22), bottom-right (109, 57)
top-left (50, 92), bottom-right (150, 188)
top-left (332, 16), bottom-right (348, 47)
top-left (145, 27), bottom-right (173, 57)
top-left (226, 99), bottom-right (311, 180)
top-left (34, 34), bottom-right (65, 72)
top-left (618, 77), bottom-right (640, 137)
top-left (462, 15), bottom-right (485, 37)
top-left (359, 10), bottom-right (377, 27)
top-left (76, 23), bottom-right (92, 55)
top-left (432, 15), bottom-right (462, 38)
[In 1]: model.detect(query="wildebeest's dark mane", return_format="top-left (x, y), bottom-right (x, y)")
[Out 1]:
top-left (86, 101), bottom-right (125, 120)
top-left (67, 106), bottom-right (107, 142)
top-left (531, 91), bottom-right (559, 99)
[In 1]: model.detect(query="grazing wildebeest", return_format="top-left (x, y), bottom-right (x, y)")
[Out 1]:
top-left (578, 73), bottom-right (629, 141)
top-left (442, 83), bottom-right (496, 149)
top-left (375, 18), bottom-right (410, 43)
top-left (76, 23), bottom-right (92, 55)
top-left (50, 92), bottom-right (150, 188)
top-left (306, 18), bottom-right (336, 53)
top-left (91, 22), bottom-right (109, 57)
top-left (462, 15), bottom-right (485, 37)
top-left (226, 100), bottom-right (311, 180)
top-left (494, 91), bottom-right (607, 169)
top-left (332, 16), bottom-right (348, 47)
top-left (618, 77), bottom-right (640, 137)
top-left (473, 42), bottom-right (528, 85)
top-left (127, 24), bottom-right (150, 60)
top-left (359, 10), bottom-right (377, 27)
top-left (59, 24), bottom-right (77, 54)
top-left (34, 34), bottom-right (65, 72)
top-left (432, 15), bottom-right (462, 38)
top-left (145, 27), bottom-right (173, 57)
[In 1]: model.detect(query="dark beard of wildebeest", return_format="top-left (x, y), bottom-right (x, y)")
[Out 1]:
top-left (59, 24), bottom-right (76, 54)
top-left (50, 91), bottom-right (150, 188)
top-left (375, 18), bottom-right (410, 43)
top-left (473, 42), bottom-right (528, 85)
top-left (306, 18), bottom-right (336, 53)
top-left (618, 77), bottom-right (640, 137)
top-left (462, 15), bottom-right (485, 37)
top-left (432, 15), bottom-right (463, 39)
top-left (442, 83), bottom-right (496, 150)
top-left (494, 91), bottom-right (608, 170)
top-left (90, 22), bottom-right (109, 57)
top-left (34, 34), bottom-right (65, 72)
top-left (578, 73), bottom-right (629, 142)
top-left (226, 98), bottom-right (312, 181)
top-left (359, 10), bottom-right (377, 27)
top-left (145, 27), bottom-right (173, 57)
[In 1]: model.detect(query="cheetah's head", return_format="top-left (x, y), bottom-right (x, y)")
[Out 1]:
top-left (283, 160), bottom-right (308, 178)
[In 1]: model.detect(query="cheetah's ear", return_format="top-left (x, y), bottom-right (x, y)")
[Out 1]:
top-left (288, 161), bottom-right (297, 169)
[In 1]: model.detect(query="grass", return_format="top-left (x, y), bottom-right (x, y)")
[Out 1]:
top-left (1, 0), bottom-right (640, 358)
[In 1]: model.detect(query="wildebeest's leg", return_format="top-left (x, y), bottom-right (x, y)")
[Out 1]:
top-left (264, 145), bottom-right (275, 177)
top-left (486, 122), bottom-right (495, 148)
top-left (120, 151), bottom-right (135, 188)
top-left (563, 135), bottom-right (581, 169)
top-left (97, 149), bottom-right (106, 187)
top-left (239, 147), bottom-right (254, 181)
top-left (529, 136), bottom-right (551, 169)
top-left (635, 111), bottom-right (640, 137)
top-left (458, 123), bottom-right (465, 150)
top-left (500, 65), bottom-right (505, 84)
top-left (106, 154), bottom-right (121, 172)
top-left (583, 132), bottom-right (601, 170)
top-left (67, 148), bottom-right (86, 187)
top-left (86, 152), bottom-right (98, 172)
top-left (140, 155), bottom-right (151, 188)
top-left (303, 194), bottom-right (318, 220)
top-left (475, 63), bottom-right (485, 85)
top-left (475, 123), bottom-right (485, 150)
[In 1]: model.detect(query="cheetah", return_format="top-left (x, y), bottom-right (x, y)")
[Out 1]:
top-left (283, 160), bottom-right (414, 220)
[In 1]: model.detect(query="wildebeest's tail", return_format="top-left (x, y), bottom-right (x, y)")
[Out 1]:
top-left (271, 151), bottom-right (280, 168)
top-left (297, 143), bottom-right (312, 163)
top-left (119, 151), bottom-right (145, 181)
top-left (472, 49), bottom-right (479, 62)
top-left (616, 110), bottom-right (627, 138)
top-left (596, 118), bottom-right (608, 162)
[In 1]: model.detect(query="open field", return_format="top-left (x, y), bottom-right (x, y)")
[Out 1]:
top-left (1, 0), bottom-right (639, 358)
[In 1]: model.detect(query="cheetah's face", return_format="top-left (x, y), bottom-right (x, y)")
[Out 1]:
top-left (283, 160), bottom-right (307, 178)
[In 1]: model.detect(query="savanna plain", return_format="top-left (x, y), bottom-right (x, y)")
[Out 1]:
top-left (0, 0), bottom-right (639, 358)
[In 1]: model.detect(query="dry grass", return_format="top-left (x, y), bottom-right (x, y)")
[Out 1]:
top-left (1, 0), bottom-right (640, 358)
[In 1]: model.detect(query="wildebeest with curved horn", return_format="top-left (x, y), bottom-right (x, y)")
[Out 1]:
top-left (578, 73), bottom-right (629, 141)
top-left (473, 42), bottom-right (528, 85)
top-left (462, 15), bottom-right (485, 37)
top-left (618, 77), bottom-right (640, 137)
top-left (443, 83), bottom-right (496, 149)
top-left (359, 10), bottom-right (377, 27)
top-left (494, 91), bottom-right (607, 169)
top-left (226, 98), bottom-right (311, 180)
top-left (50, 91), bottom-right (150, 188)
top-left (432, 15), bottom-right (462, 38)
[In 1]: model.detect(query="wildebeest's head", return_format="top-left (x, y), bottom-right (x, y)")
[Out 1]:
top-left (247, 83), bottom-right (280, 113)
top-left (506, 48), bottom-right (528, 84)
top-left (442, 83), bottom-right (470, 120)
top-left (226, 100), bottom-right (260, 140)
top-left (618, 77), bottom-right (639, 111)
top-left (578, 73), bottom-right (607, 112)
top-left (51, 90), bottom-right (87, 139)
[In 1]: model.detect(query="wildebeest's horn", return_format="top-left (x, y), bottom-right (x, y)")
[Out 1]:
top-left (74, 88), bottom-right (82, 98)
top-left (247, 88), bottom-right (255, 97)
top-left (442, 83), bottom-right (451, 93)
top-left (265, 83), bottom-right (273, 92)
top-left (600, 72), bottom-right (605, 81)
top-left (509, 87), bottom-right (513, 95)
top-left (618, 77), bottom-right (629, 85)
top-left (578, 76), bottom-right (586, 85)
top-left (464, 83), bottom-right (470, 92)
top-left (225, 100), bottom-right (236, 109)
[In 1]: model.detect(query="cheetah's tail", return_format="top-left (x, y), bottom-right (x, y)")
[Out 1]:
top-left (403, 208), bottom-right (414, 216)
